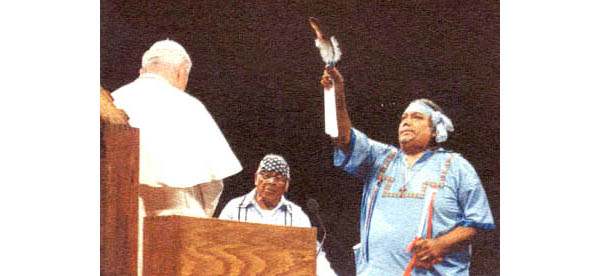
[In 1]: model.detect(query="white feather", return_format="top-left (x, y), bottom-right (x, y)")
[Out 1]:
top-left (330, 36), bottom-right (341, 63)
top-left (315, 38), bottom-right (334, 64)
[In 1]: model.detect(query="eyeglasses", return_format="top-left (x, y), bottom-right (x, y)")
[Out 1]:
top-left (258, 172), bottom-right (287, 187)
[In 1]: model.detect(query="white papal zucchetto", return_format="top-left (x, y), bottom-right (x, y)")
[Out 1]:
top-left (141, 39), bottom-right (192, 71)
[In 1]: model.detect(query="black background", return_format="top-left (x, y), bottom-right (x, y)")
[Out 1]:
top-left (101, 1), bottom-right (499, 275)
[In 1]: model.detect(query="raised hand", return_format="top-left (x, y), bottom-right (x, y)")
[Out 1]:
top-left (320, 67), bottom-right (344, 89)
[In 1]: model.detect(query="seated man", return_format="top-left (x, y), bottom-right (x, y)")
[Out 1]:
top-left (219, 154), bottom-right (337, 276)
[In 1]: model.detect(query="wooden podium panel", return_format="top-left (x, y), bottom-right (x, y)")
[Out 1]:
top-left (143, 216), bottom-right (317, 276)
top-left (100, 123), bottom-right (139, 276)
top-left (101, 86), bottom-right (139, 276)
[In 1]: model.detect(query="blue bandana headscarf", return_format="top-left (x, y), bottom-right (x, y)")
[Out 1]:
top-left (257, 154), bottom-right (290, 179)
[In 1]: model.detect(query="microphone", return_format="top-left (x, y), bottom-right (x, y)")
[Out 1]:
top-left (307, 198), bottom-right (327, 257)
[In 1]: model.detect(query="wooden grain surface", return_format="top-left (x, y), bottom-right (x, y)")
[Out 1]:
top-left (144, 216), bottom-right (317, 276)
top-left (100, 123), bottom-right (139, 276)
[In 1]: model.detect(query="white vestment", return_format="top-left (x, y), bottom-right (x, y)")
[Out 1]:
top-left (112, 73), bottom-right (242, 275)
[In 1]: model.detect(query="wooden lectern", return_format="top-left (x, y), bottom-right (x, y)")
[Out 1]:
top-left (100, 87), bottom-right (139, 276)
top-left (144, 216), bottom-right (317, 276)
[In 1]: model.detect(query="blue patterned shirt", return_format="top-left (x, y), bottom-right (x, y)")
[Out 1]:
top-left (335, 128), bottom-right (495, 276)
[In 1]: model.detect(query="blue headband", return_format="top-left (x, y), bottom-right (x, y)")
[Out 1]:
top-left (404, 102), bottom-right (454, 143)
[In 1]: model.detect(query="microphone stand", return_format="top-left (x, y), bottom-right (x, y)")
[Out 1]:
top-left (307, 199), bottom-right (327, 257)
